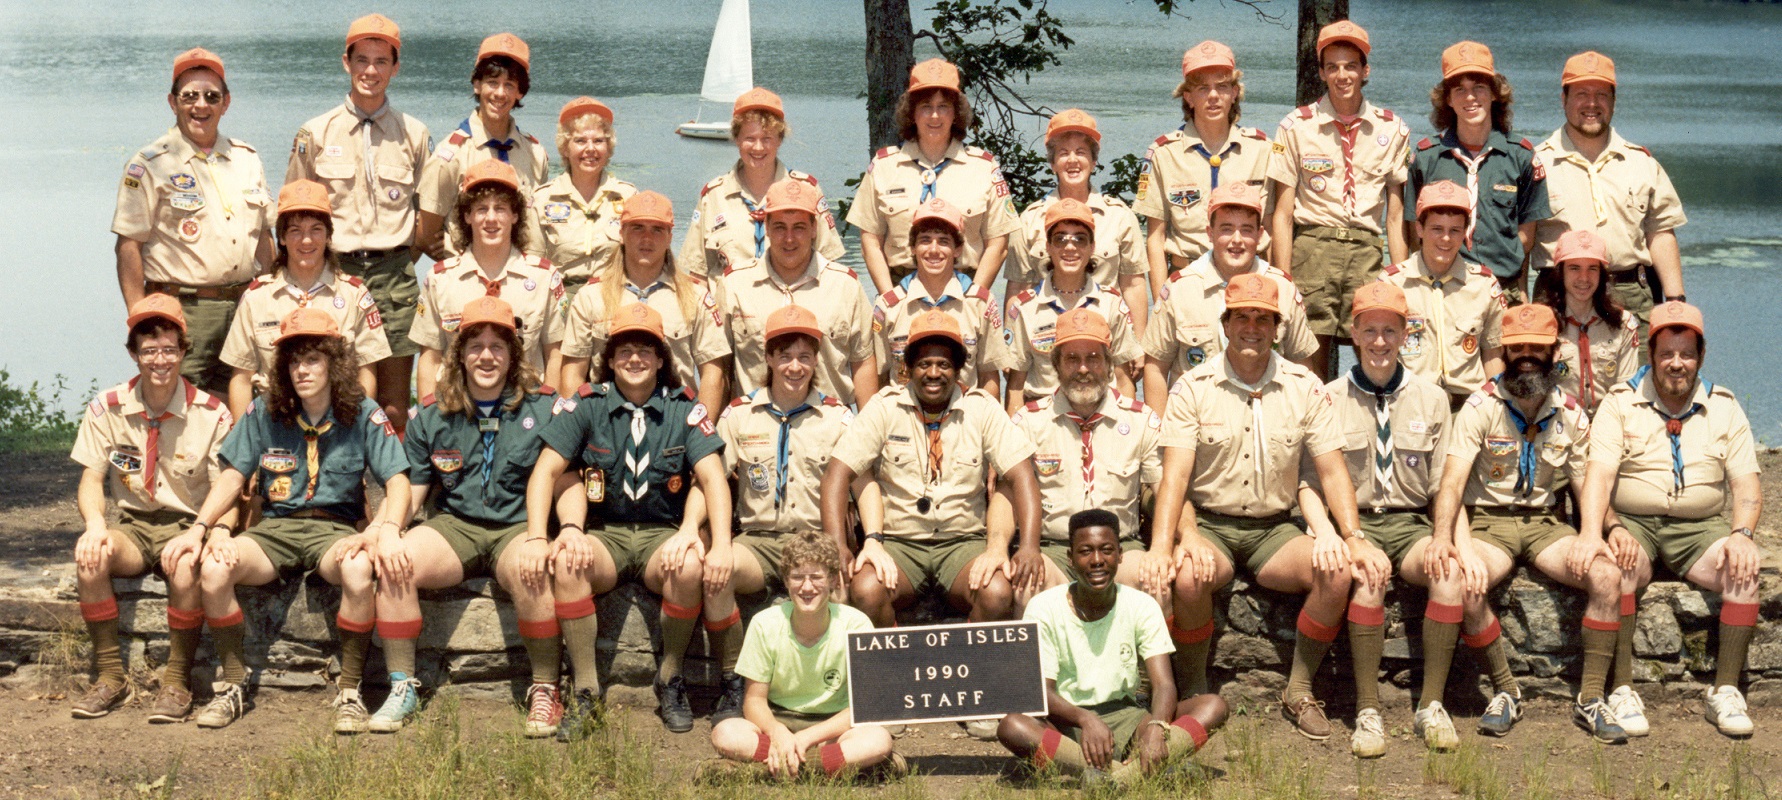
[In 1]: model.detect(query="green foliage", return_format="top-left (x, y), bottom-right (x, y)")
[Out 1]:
top-left (0, 369), bottom-right (87, 453)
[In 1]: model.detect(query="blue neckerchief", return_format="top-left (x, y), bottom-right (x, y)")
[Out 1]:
top-left (1190, 141), bottom-right (1235, 189)
top-left (1494, 380), bottom-right (1559, 499)
top-left (917, 157), bottom-right (953, 203)
top-left (474, 399), bottom-right (501, 489)
top-left (741, 194), bottom-right (766, 258)
top-left (1629, 365), bottom-right (1708, 492)
top-left (763, 391), bottom-right (819, 505)
top-left (460, 119), bottom-right (513, 163)
top-left (900, 270), bottom-right (973, 299)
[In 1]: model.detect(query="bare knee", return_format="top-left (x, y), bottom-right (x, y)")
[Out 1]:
top-left (972, 576), bottom-right (1015, 619)
top-left (338, 551), bottom-right (375, 593)
top-left (710, 718), bottom-right (761, 759)
top-left (850, 571), bottom-right (890, 608)
top-left (1179, 693), bottom-right (1230, 731)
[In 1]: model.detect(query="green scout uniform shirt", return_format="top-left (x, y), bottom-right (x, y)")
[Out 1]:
top-left (405, 390), bottom-right (558, 526)
top-left (219, 397), bottom-right (408, 522)
top-left (1405, 130), bottom-right (1551, 279)
top-left (540, 382), bottom-right (724, 525)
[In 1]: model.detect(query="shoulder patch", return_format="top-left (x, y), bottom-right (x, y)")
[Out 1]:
top-left (821, 394), bottom-right (842, 406)
top-left (1630, 143), bottom-right (1652, 157)
top-left (1014, 289), bottom-right (1035, 303)
top-left (1022, 400), bottom-right (1042, 413)
top-left (1377, 108), bottom-right (1396, 122)
top-left (197, 391), bottom-right (221, 410)
top-left (1297, 105), bottom-right (1315, 120)
top-left (247, 277), bottom-right (266, 290)
top-left (578, 383), bottom-right (596, 398)
top-left (680, 385), bottom-right (697, 402)
top-left (1563, 393), bottom-right (1579, 410)
top-left (1417, 137), bottom-right (1435, 151)
top-left (419, 393), bottom-right (437, 407)
top-left (973, 148), bottom-right (999, 163)
top-left (1383, 262), bottom-right (1402, 276)
top-left (432, 262), bottom-right (449, 275)
top-left (537, 385), bottom-right (557, 396)
top-left (875, 146), bottom-right (897, 160)
top-left (969, 286), bottom-right (993, 302)
top-left (1242, 127), bottom-right (1267, 141)
top-left (344, 275), bottom-right (365, 287)
top-left (446, 131), bottom-right (469, 146)
top-left (229, 138), bottom-right (256, 152)
top-left (728, 396), bottom-right (748, 408)
top-left (1153, 133), bottom-right (1173, 147)
top-left (1123, 397), bottom-right (1145, 413)
top-left (794, 171), bottom-right (819, 186)
top-left (700, 175), bottom-right (724, 197)
top-left (524, 133), bottom-right (540, 145)
top-left (1518, 137), bottom-right (1535, 151)
top-left (106, 390), bottom-right (121, 408)
top-left (879, 289), bottom-right (900, 306)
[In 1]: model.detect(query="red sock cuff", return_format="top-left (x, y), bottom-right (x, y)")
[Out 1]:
top-left (1721, 602), bottom-right (1759, 627)
top-left (1172, 715), bottom-right (1209, 750)
top-left (1036, 728), bottom-right (1063, 767)
top-left (1347, 604), bottom-right (1385, 627)
top-left (79, 598), bottom-right (119, 623)
top-left (1581, 616), bottom-right (1620, 632)
top-left (1297, 609), bottom-right (1341, 643)
top-left (377, 618), bottom-right (423, 640)
top-left (662, 600), bottom-right (702, 621)
top-left (1461, 618), bottom-right (1501, 649)
top-left (1168, 618), bottom-right (1216, 645)
top-left (753, 732), bottom-right (772, 763)
top-left (555, 595), bottom-right (596, 620)
top-left (517, 617), bottom-right (561, 639)
top-left (704, 608), bottom-right (742, 632)
top-left (167, 606), bottom-right (205, 630)
top-left (1425, 601), bottom-right (1464, 625)
top-left (208, 609), bottom-right (245, 628)
top-left (1620, 593), bottom-right (1637, 617)
top-left (336, 613), bottom-right (374, 634)
top-left (820, 742), bottom-right (846, 776)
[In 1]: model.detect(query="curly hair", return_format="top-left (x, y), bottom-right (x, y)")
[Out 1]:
top-left (437, 320), bottom-right (541, 418)
top-left (451, 183), bottom-right (530, 252)
top-left (1533, 264), bottom-right (1625, 331)
top-left (1174, 67), bottom-right (1245, 125)
top-left (1429, 73), bottom-right (1515, 135)
top-left (895, 87), bottom-right (974, 143)
top-left (267, 335), bottom-right (363, 428)
top-left (555, 112), bottom-right (617, 165)
top-left (1045, 131), bottom-right (1100, 169)
top-left (730, 108), bottom-right (788, 141)
top-left (272, 209), bottom-right (340, 277)
top-left (471, 55), bottom-right (528, 108)
top-left (782, 530), bottom-right (844, 582)
top-left (594, 330), bottom-right (682, 390)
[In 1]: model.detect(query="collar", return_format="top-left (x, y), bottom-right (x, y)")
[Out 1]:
top-left (280, 269), bottom-right (337, 299)
top-left (763, 252), bottom-right (825, 289)
top-left (899, 139), bottom-right (966, 168)
top-left (895, 384), bottom-right (964, 416)
top-left (1218, 351), bottom-right (1281, 392)
top-left (1036, 277), bottom-right (1103, 312)
top-left (1439, 127), bottom-right (1511, 156)
top-left (1047, 388), bottom-right (1121, 421)
top-left (1487, 377), bottom-right (1565, 420)
top-left (462, 248), bottom-right (527, 282)
top-left (1187, 252), bottom-right (1268, 289)
top-left (165, 128), bottom-right (234, 164)
top-left (344, 98), bottom-right (400, 135)
top-left (1632, 367), bottom-right (1714, 411)
top-left (1347, 363), bottom-right (1405, 397)
top-left (543, 170), bottom-right (626, 206)
top-left (122, 376), bottom-right (195, 419)
top-left (465, 113), bottom-right (524, 146)
top-left (726, 159), bottom-right (791, 202)
top-left (1409, 252), bottom-right (1465, 284)
top-left (756, 387), bottom-right (826, 413)
top-left (911, 271), bottom-right (970, 304)
top-left (604, 383), bottom-right (672, 415)
top-left (1312, 96), bottom-right (1378, 127)
top-left (1545, 126), bottom-right (1634, 164)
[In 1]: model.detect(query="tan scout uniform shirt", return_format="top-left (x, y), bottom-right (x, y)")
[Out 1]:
top-left (718, 388), bottom-right (854, 534)
top-left (1011, 391), bottom-right (1161, 542)
top-left (681, 163), bottom-right (846, 278)
top-left (1133, 125), bottom-right (1274, 262)
top-left (1379, 254), bottom-right (1506, 397)
top-left (562, 270), bottom-right (730, 390)
top-left (1141, 255), bottom-right (1316, 377)
top-left (418, 115), bottom-right (550, 256)
top-left (1588, 374), bottom-right (1760, 519)
top-left (523, 172), bottom-right (636, 285)
top-left (220, 271), bottom-right (392, 382)
top-left (112, 129), bottom-right (273, 287)
top-left (71, 378), bottom-right (233, 517)
top-left (1161, 354), bottom-right (1343, 517)
top-left (1005, 193), bottom-right (1146, 286)
top-left (721, 254), bottom-right (875, 401)
top-left (1449, 382), bottom-right (1590, 508)
top-left (1301, 369), bottom-right (1450, 510)
top-left (1556, 313), bottom-right (1639, 413)
top-left (1267, 98), bottom-right (1410, 233)
top-left (1005, 281), bottom-right (1143, 399)
top-left (412, 249), bottom-right (565, 376)
top-left (286, 100), bottom-right (431, 252)
top-left (833, 386), bottom-right (1035, 541)
top-left (872, 275), bottom-right (1014, 389)
top-left (1532, 129), bottom-right (1687, 270)
top-left (846, 140), bottom-right (1020, 276)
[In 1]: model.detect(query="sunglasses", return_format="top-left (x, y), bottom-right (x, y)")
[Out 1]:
top-left (176, 89), bottom-right (225, 106)
top-left (1049, 233), bottom-right (1090, 248)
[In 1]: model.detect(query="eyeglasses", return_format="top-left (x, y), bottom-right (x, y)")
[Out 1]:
top-left (176, 90), bottom-right (225, 106)
top-left (136, 347), bottom-right (185, 361)
top-left (1049, 233), bottom-right (1090, 248)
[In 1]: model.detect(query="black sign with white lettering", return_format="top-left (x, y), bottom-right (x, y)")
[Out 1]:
top-left (846, 620), bottom-right (1047, 725)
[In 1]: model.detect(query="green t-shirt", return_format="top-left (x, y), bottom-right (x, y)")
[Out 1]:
top-left (734, 602), bottom-right (872, 716)
top-left (1025, 583), bottom-right (1174, 708)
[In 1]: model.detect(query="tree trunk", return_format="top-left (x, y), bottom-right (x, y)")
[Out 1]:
top-left (863, 0), bottom-right (915, 154)
top-left (1295, 0), bottom-right (1349, 106)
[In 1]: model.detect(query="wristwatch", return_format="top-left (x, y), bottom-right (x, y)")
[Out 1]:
top-left (865, 532), bottom-right (887, 544)
top-left (1733, 527), bottom-right (1755, 539)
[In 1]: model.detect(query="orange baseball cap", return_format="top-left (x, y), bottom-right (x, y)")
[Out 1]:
top-left (1317, 20), bottom-right (1370, 58)
top-left (459, 296), bottom-right (517, 332)
top-left (172, 47), bottom-right (225, 84)
top-left (1053, 308), bottom-right (1111, 348)
top-left (346, 14), bottom-right (401, 53)
top-left (1351, 281), bottom-right (1409, 322)
top-left (608, 303), bottom-right (666, 341)
top-left (1207, 181), bottom-right (1264, 219)
top-left (277, 180), bottom-right (332, 217)
top-left (461, 159), bottom-right (520, 192)
top-left (477, 32), bottom-right (530, 72)
top-left (1181, 40), bottom-right (1237, 78)
top-left (732, 87), bottom-right (784, 118)
top-left (908, 58), bottom-right (962, 94)
top-left (1441, 41), bottom-right (1494, 80)
top-left (1045, 108), bottom-right (1100, 145)
top-left (906, 308), bottom-right (965, 349)
top-left (762, 178), bottom-right (821, 218)
top-left (1554, 229), bottom-right (1609, 265)
top-left (620, 191), bottom-right (674, 226)
top-left (559, 96), bottom-right (614, 128)
top-left (1224, 273), bottom-right (1280, 314)
top-left (764, 304), bottom-right (822, 343)
top-left (1648, 301), bottom-right (1705, 341)
top-left (1562, 51), bottom-right (1616, 87)
top-left (1416, 180), bottom-right (1472, 219)
top-left (912, 198), bottom-right (964, 238)
top-left (1043, 198), bottom-right (1095, 236)
top-left (274, 307), bottom-right (342, 345)
top-left (1501, 304), bottom-right (1559, 346)
top-left (126, 294), bottom-right (187, 332)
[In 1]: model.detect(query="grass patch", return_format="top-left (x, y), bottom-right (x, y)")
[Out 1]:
top-left (1424, 739), bottom-right (1511, 800)
top-left (0, 369), bottom-right (88, 453)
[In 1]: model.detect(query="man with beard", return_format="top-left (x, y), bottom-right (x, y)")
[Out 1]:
top-left (1431, 303), bottom-right (1626, 743)
top-left (1578, 301), bottom-right (1762, 738)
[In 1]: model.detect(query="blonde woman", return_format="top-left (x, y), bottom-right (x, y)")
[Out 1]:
top-left (526, 96), bottom-right (636, 298)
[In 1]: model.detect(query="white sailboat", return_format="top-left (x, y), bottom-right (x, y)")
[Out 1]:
top-left (676, 0), bottom-right (752, 139)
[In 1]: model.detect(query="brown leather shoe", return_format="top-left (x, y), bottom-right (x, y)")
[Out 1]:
top-left (1282, 694), bottom-right (1333, 740)
top-left (71, 680), bottom-right (130, 719)
top-left (147, 684), bottom-right (193, 724)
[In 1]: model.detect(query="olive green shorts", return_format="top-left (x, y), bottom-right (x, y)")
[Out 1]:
top-left (882, 537), bottom-right (986, 595)
top-left (1619, 513), bottom-right (1730, 578)
top-left (425, 513), bottom-right (527, 577)
top-left (592, 522), bottom-right (679, 584)
top-left (1039, 538), bottom-right (1146, 580)
top-left (735, 532), bottom-right (789, 588)
top-left (114, 508), bottom-right (193, 570)
top-left (1357, 511), bottom-right (1432, 569)
top-left (1057, 701), bottom-right (1149, 759)
top-left (771, 706), bottom-right (832, 733)
top-left (1468, 507), bottom-right (1574, 561)
top-left (1195, 511), bottom-right (1302, 576)
top-left (177, 294), bottom-right (239, 396)
top-left (337, 248), bottom-right (419, 358)
top-left (1290, 226), bottom-right (1384, 339)
top-left (240, 517), bottom-right (355, 578)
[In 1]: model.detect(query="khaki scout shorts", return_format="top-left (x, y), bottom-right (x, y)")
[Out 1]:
top-left (1196, 511), bottom-right (1302, 576)
top-left (1619, 513), bottom-right (1730, 578)
top-left (771, 705), bottom-right (833, 733)
top-left (1039, 538), bottom-right (1146, 581)
top-left (337, 248), bottom-right (419, 358)
top-left (1291, 226), bottom-right (1383, 339)
top-left (1468, 507), bottom-right (1574, 561)
top-left (179, 295), bottom-right (239, 395)
top-left (735, 532), bottom-right (789, 588)
top-left (1057, 701), bottom-right (1149, 759)
top-left (882, 537), bottom-right (986, 595)
top-left (1357, 511), bottom-right (1432, 570)
top-left (240, 517), bottom-right (354, 577)
top-left (115, 509), bottom-right (194, 571)
top-left (425, 513), bottom-right (527, 577)
top-left (592, 522), bottom-right (679, 583)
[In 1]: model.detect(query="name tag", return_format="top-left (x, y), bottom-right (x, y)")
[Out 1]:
top-left (662, 446), bottom-right (686, 456)
top-left (478, 418), bottom-right (500, 433)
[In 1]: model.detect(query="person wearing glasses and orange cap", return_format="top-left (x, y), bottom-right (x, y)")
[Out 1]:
top-left (1579, 301), bottom-right (1763, 739)
top-left (1404, 41), bottom-right (1550, 300)
top-left (871, 198), bottom-right (1014, 392)
top-left (1380, 180), bottom-right (1507, 409)
top-left (186, 308), bottom-right (410, 732)
top-left (220, 180), bottom-right (391, 421)
top-left (1533, 51), bottom-right (1688, 342)
top-left (681, 88), bottom-right (846, 281)
top-left (1429, 303), bottom-right (1625, 744)
top-left (1005, 109), bottom-right (1148, 334)
top-left (417, 33), bottom-right (549, 261)
top-left (412, 160), bottom-right (566, 400)
top-left (847, 58), bottom-right (1020, 294)
top-left (113, 47), bottom-right (275, 396)
top-left (1533, 229), bottom-right (1639, 415)
top-left (286, 14), bottom-right (432, 431)
top-left (69, 296), bottom-right (235, 723)
top-left (1267, 20), bottom-right (1412, 380)
top-left (525, 97), bottom-right (636, 299)
top-left (1134, 41), bottom-right (1273, 305)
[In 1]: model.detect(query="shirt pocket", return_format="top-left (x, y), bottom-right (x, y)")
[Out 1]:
top-left (1394, 428), bottom-right (1440, 500)
top-left (313, 160), bottom-right (356, 186)
top-left (1341, 428), bottom-right (1372, 486)
top-left (883, 443), bottom-right (924, 482)
top-left (1175, 323), bottom-right (1218, 368)
top-left (375, 161), bottom-right (417, 211)
top-left (737, 453), bottom-right (777, 498)
top-left (1101, 460), bottom-right (1142, 504)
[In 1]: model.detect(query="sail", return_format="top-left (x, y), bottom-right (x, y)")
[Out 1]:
top-left (698, 0), bottom-right (753, 105)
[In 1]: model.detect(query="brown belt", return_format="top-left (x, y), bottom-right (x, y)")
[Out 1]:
top-left (145, 281), bottom-right (249, 301)
top-left (1604, 267), bottom-right (1648, 286)
top-left (1294, 225), bottom-right (1382, 245)
top-left (288, 509), bottom-right (353, 524)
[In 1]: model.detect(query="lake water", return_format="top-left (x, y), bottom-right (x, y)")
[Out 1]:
top-left (3, 0), bottom-right (1779, 439)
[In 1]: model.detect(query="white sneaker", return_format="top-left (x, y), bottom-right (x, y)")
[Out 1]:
top-left (1705, 685), bottom-right (1754, 737)
top-left (1350, 707), bottom-right (1386, 758)
top-left (1606, 685), bottom-right (1649, 737)
top-left (963, 719), bottom-right (998, 741)
top-left (1414, 701), bottom-right (1460, 751)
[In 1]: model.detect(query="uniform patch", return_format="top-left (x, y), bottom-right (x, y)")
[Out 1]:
top-left (1484, 437), bottom-right (1517, 457)
top-left (1147, 411), bottom-right (1162, 429)
top-left (1117, 421), bottom-right (1131, 435)
top-left (267, 475), bottom-right (294, 502)
top-left (1186, 346), bottom-right (1206, 366)
top-left (1167, 186), bottom-right (1201, 208)
top-left (442, 314), bottom-right (462, 332)
top-left (170, 193), bottom-right (205, 212)
top-left (1300, 156), bottom-right (1334, 174)
top-left (543, 202), bottom-right (572, 222)
top-left (388, 186), bottom-right (402, 201)
top-left (333, 295), bottom-right (347, 309)
top-left (1461, 333), bottom-right (1478, 355)
top-left (324, 145), bottom-right (344, 158)
top-left (431, 450), bottom-right (463, 473)
top-left (123, 177), bottom-right (140, 189)
top-left (88, 398), bottom-right (106, 418)
top-left (169, 173), bottom-right (197, 190)
top-left (1034, 456), bottom-right (1062, 477)
top-left (178, 218), bottom-right (202, 242)
top-left (523, 416), bottom-right (535, 430)
top-left (1376, 134), bottom-right (1390, 147)
top-left (126, 163), bottom-right (146, 178)
top-left (261, 451), bottom-right (297, 473)
top-left (687, 404), bottom-right (709, 426)
top-left (585, 469), bottom-right (606, 502)
top-left (667, 475), bottom-right (685, 493)
top-left (1405, 453), bottom-right (1421, 468)
top-left (1308, 175), bottom-right (1328, 194)
top-left (746, 462), bottom-right (771, 493)
top-left (109, 448), bottom-right (143, 473)
top-left (699, 419), bottom-right (716, 436)
top-left (1408, 419), bottom-right (1428, 434)
top-left (523, 278), bottom-right (537, 292)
